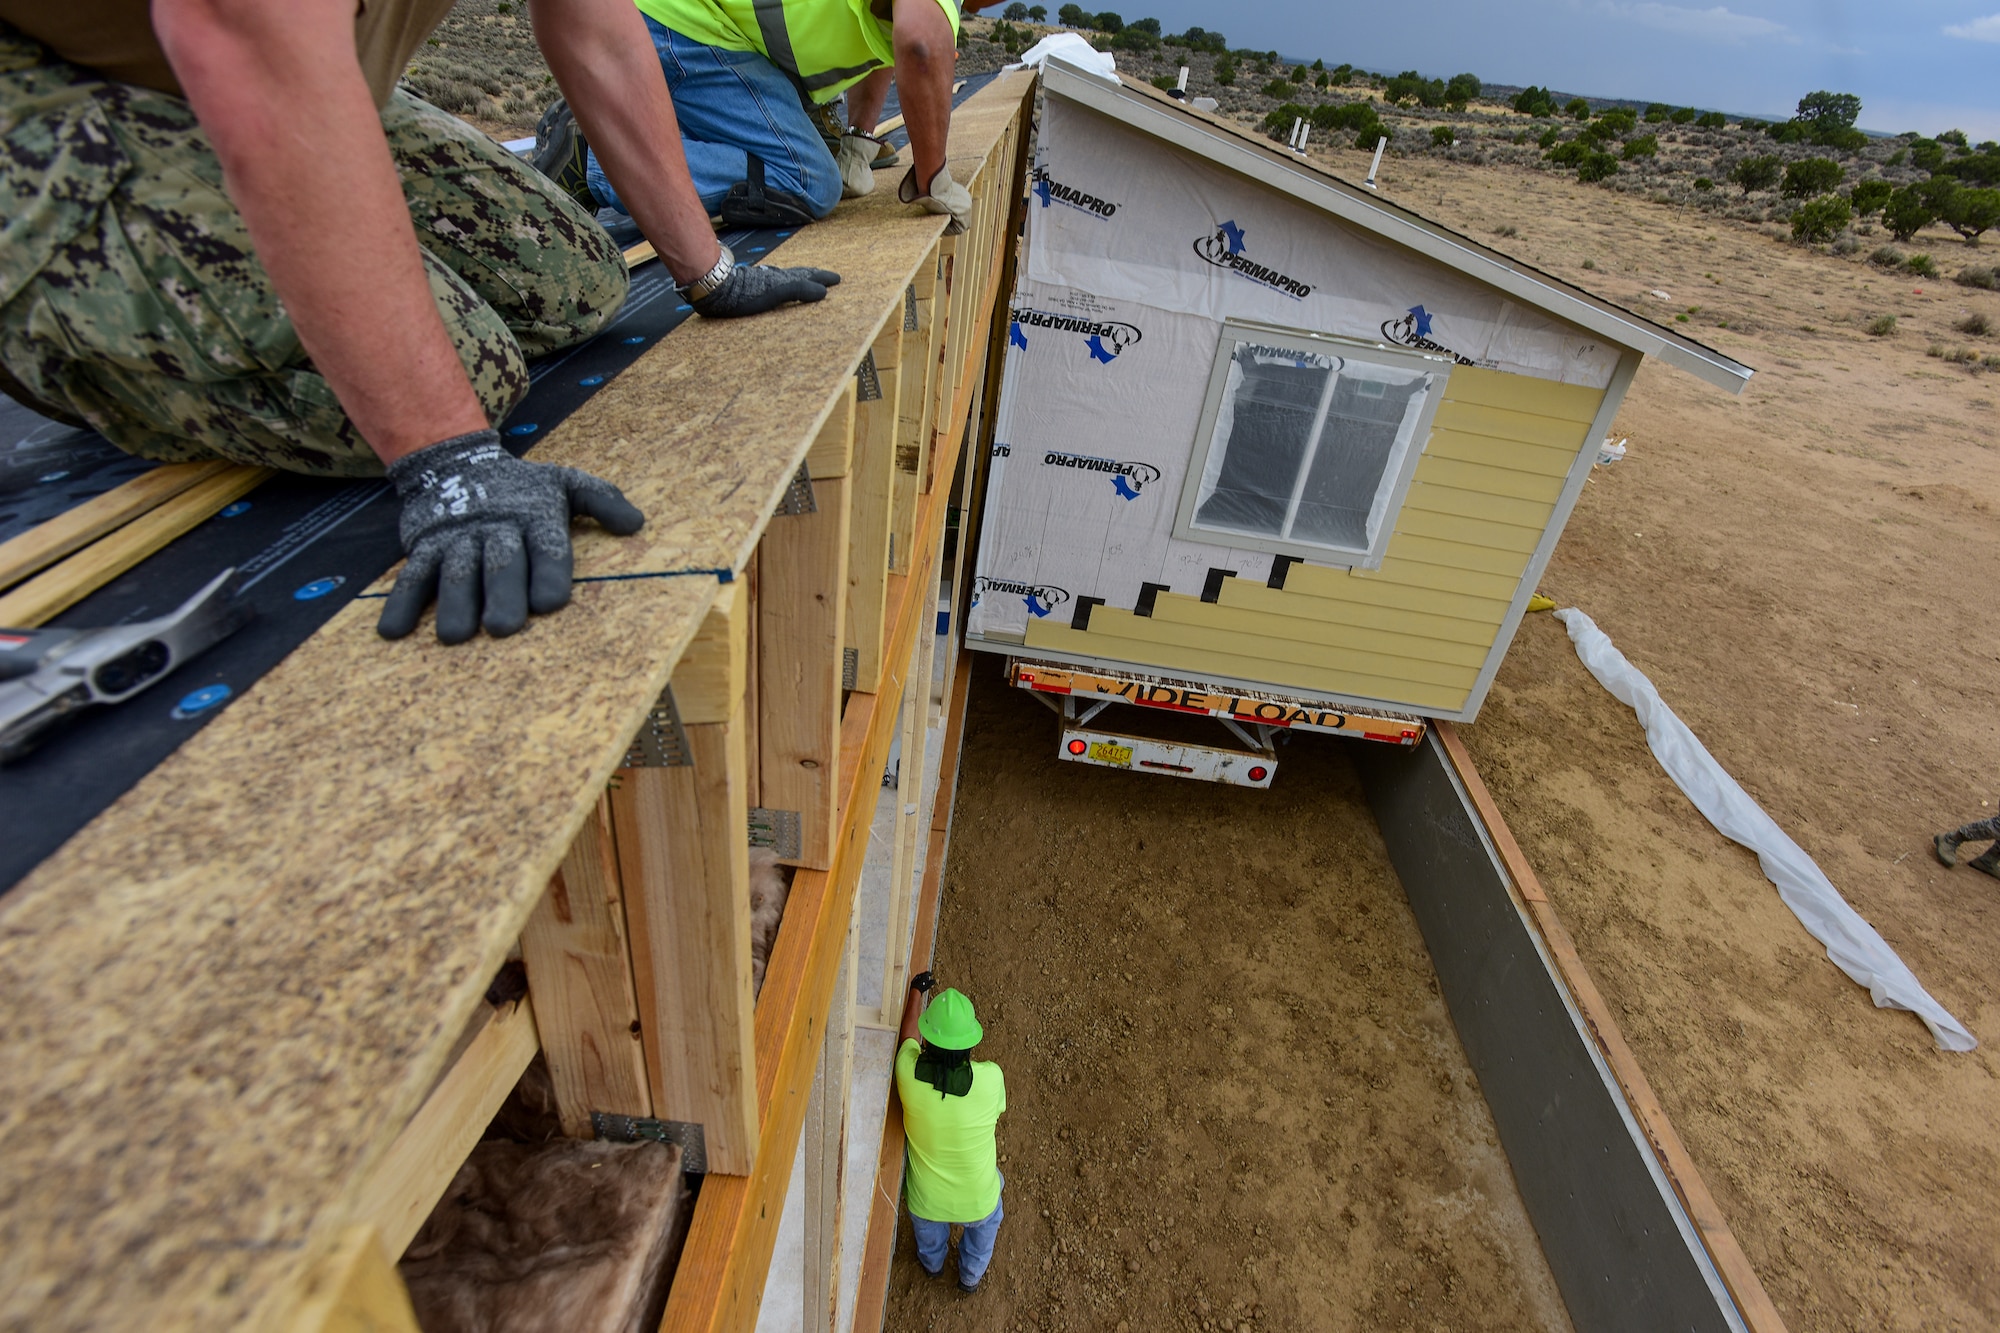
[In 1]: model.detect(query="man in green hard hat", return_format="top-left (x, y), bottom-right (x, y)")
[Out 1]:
top-left (537, 0), bottom-right (1010, 232)
top-left (896, 971), bottom-right (1007, 1292)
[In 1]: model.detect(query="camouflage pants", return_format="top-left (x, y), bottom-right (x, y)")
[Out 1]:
top-left (0, 27), bottom-right (628, 477)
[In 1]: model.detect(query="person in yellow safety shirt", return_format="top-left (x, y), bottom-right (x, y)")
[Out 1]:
top-left (536, 0), bottom-right (1008, 233)
top-left (895, 971), bottom-right (1006, 1293)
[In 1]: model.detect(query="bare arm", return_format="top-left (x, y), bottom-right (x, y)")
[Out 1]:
top-left (847, 67), bottom-right (894, 134)
top-left (531, 0), bottom-right (723, 285)
top-left (153, 0), bottom-right (487, 465)
top-left (898, 972), bottom-right (931, 1045)
top-left (891, 0), bottom-right (957, 184)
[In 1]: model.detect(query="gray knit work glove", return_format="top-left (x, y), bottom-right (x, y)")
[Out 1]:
top-left (692, 262), bottom-right (842, 318)
top-left (377, 429), bottom-right (645, 644)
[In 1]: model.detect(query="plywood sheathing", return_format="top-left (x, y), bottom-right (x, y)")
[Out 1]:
top-left (0, 69), bottom-right (1034, 1333)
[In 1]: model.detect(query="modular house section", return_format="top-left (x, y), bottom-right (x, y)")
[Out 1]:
top-left (966, 61), bottom-right (1751, 723)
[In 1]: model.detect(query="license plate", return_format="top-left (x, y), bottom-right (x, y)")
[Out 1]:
top-left (1087, 741), bottom-right (1133, 766)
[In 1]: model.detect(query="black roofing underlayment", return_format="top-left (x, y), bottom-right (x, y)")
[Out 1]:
top-left (0, 73), bottom-right (989, 894)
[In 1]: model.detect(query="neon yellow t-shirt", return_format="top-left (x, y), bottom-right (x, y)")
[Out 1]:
top-left (634, 0), bottom-right (962, 104)
top-left (896, 1037), bottom-right (1005, 1223)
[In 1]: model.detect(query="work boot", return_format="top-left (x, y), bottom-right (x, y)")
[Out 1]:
top-left (719, 155), bottom-right (818, 229)
top-left (1934, 831), bottom-right (1963, 867)
top-left (532, 98), bottom-right (598, 212)
top-left (1969, 844), bottom-right (2000, 879)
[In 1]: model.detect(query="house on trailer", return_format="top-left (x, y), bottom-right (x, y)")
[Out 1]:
top-left (968, 58), bottom-right (1752, 736)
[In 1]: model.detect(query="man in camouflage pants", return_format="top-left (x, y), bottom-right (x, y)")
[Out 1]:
top-left (0, 3), bottom-right (838, 643)
top-left (1933, 816), bottom-right (2000, 878)
top-left (0, 31), bottom-right (624, 477)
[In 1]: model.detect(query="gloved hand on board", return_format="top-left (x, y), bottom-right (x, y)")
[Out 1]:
top-left (898, 164), bottom-right (971, 235)
top-left (688, 245), bottom-right (842, 318)
top-left (836, 132), bottom-right (887, 198)
top-left (378, 429), bottom-right (645, 644)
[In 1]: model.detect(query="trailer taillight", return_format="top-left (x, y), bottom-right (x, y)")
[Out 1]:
top-left (1067, 739), bottom-right (1088, 755)
top-left (1247, 766), bottom-right (1268, 782)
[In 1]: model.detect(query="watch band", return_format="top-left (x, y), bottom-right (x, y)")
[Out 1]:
top-left (679, 243), bottom-right (735, 303)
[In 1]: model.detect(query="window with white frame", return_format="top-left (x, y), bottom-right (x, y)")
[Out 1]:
top-left (1173, 323), bottom-right (1449, 568)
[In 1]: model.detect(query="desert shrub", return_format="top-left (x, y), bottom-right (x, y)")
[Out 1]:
top-left (1565, 97), bottom-right (1591, 119)
top-left (1446, 73), bottom-right (1482, 106)
top-left (1598, 107), bottom-right (1638, 135)
top-left (1431, 125), bottom-right (1455, 148)
top-left (1865, 314), bottom-right (1897, 336)
top-left (1956, 265), bottom-right (2000, 290)
top-left (1004, 1), bottom-right (1028, 17)
top-left (1056, 2), bottom-right (1086, 23)
top-left (1493, 223), bottom-right (1519, 237)
top-left (1694, 176), bottom-right (1714, 191)
top-left (1730, 155), bottom-right (1782, 194)
top-left (1695, 110), bottom-right (1725, 129)
top-left (1623, 134), bottom-right (1659, 160)
top-left (1870, 244), bottom-right (1906, 267)
top-left (1090, 9), bottom-right (1120, 30)
top-left (1738, 118), bottom-right (1767, 133)
top-left (1538, 125), bottom-right (1562, 149)
top-left (1166, 25), bottom-right (1223, 50)
top-left (1212, 57), bottom-right (1234, 85)
top-left (1110, 26), bottom-right (1156, 50)
top-left (1769, 120), bottom-right (1809, 144)
top-left (1938, 150), bottom-right (2000, 187)
top-left (1262, 103), bottom-right (1309, 137)
top-left (1151, 73), bottom-right (1178, 90)
top-left (1939, 129), bottom-right (1970, 148)
top-left (1883, 186), bottom-right (1935, 241)
top-left (1261, 78), bottom-right (1294, 97)
top-left (1546, 139), bottom-right (1587, 167)
top-left (1645, 103), bottom-right (1672, 123)
top-left (1577, 151), bottom-right (1620, 183)
top-left (1940, 187), bottom-right (2000, 244)
top-left (1513, 86), bottom-right (1556, 117)
top-left (1958, 312), bottom-right (1992, 336)
top-left (1849, 179), bottom-right (1893, 216)
top-left (1906, 253), bottom-right (1940, 278)
top-left (1832, 234), bottom-right (1861, 255)
top-left (1582, 258), bottom-right (1596, 269)
top-left (1782, 157), bottom-right (1844, 199)
top-left (1316, 72), bottom-right (1330, 88)
top-left (1356, 121), bottom-right (1392, 149)
top-left (1791, 194), bottom-right (1852, 243)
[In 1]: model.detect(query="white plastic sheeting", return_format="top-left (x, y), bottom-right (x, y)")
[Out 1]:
top-left (1554, 608), bottom-right (1977, 1053)
top-left (1007, 37), bottom-right (1117, 81)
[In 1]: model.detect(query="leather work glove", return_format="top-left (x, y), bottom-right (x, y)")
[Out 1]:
top-left (691, 262), bottom-right (842, 318)
top-left (898, 164), bottom-right (972, 235)
top-left (378, 429), bottom-right (645, 644)
top-left (836, 132), bottom-right (885, 198)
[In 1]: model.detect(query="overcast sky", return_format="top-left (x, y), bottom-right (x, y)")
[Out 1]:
top-left (1117, 1), bottom-right (2000, 141)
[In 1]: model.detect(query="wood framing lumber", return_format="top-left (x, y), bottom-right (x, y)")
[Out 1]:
top-left (758, 462), bottom-right (851, 870)
top-left (0, 463), bottom-right (265, 627)
top-left (672, 582), bottom-right (749, 727)
top-left (353, 995), bottom-right (541, 1260)
top-left (803, 905), bottom-right (858, 1332)
top-left (889, 245), bottom-right (941, 572)
top-left (614, 716), bottom-right (759, 1176)
top-left (0, 71), bottom-right (1030, 1333)
top-left (804, 379), bottom-right (856, 481)
top-left (846, 318), bottom-right (903, 693)
top-left (520, 797), bottom-right (652, 1138)
top-left (282, 1226), bottom-right (421, 1333)
top-left (1432, 722), bottom-right (1790, 1333)
top-left (659, 102), bottom-right (1021, 1312)
top-left (0, 459), bottom-right (236, 593)
top-left (849, 649), bottom-right (975, 1333)
top-left (875, 571), bottom-right (941, 1026)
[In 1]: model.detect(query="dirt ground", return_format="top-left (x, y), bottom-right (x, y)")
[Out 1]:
top-left (884, 669), bottom-right (1575, 1333)
top-left (1363, 151), bottom-right (2000, 1330)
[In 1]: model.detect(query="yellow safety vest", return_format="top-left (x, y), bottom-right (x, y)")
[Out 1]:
top-left (635, 0), bottom-right (962, 104)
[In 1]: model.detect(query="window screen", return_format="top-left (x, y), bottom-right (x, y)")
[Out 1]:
top-left (1176, 327), bottom-right (1445, 567)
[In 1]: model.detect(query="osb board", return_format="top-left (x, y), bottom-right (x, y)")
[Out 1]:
top-left (0, 68), bottom-right (1035, 1333)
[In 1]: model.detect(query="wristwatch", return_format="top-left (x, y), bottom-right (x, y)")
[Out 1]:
top-left (679, 243), bottom-right (735, 303)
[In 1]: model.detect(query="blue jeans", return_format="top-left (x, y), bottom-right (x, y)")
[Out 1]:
top-left (587, 16), bottom-right (842, 219)
top-left (911, 1172), bottom-right (1005, 1287)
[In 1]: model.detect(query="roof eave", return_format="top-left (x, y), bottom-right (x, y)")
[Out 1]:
top-left (1037, 58), bottom-right (1755, 396)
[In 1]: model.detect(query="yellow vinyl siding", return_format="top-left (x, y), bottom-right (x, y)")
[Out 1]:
top-left (1149, 594), bottom-right (1491, 668)
top-left (1031, 366), bottom-right (1606, 714)
top-left (1213, 580), bottom-right (1496, 647)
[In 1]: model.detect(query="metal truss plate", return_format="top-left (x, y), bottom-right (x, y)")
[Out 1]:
top-left (904, 283), bottom-right (918, 331)
top-left (623, 687), bottom-right (692, 768)
top-left (842, 646), bottom-right (858, 690)
top-left (775, 461), bottom-right (817, 516)
top-left (855, 349), bottom-right (883, 402)
top-left (749, 807), bottom-right (802, 859)
top-left (591, 1112), bottom-right (707, 1175)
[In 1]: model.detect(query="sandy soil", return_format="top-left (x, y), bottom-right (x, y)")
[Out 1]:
top-left (884, 669), bottom-right (1574, 1333)
top-left (1337, 146), bottom-right (2000, 1330)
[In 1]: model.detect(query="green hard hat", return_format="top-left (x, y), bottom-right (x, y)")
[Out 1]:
top-left (918, 988), bottom-right (983, 1049)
